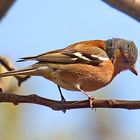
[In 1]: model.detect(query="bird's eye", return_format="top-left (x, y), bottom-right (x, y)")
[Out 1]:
top-left (124, 59), bottom-right (130, 64)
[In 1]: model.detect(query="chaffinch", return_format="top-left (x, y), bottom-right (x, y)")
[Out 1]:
top-left (0, 38), bottom-right (138, 102)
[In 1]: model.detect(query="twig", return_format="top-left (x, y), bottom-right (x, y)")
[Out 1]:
top-left (102, 0), bottom-right (140, 22)
top-left (0, 0), bottom-right (16, 20)
top-left (0, 92), bottom-right (140, 111)
top-left (0, 56), bottom-right (30, 86)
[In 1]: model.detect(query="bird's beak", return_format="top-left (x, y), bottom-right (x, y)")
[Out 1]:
top-left (129, 66), bottom-right (138, 76)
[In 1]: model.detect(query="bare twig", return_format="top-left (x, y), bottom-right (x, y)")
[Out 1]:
top-left (0, 0), bottom-right (16, 20)
top-left (0, 56), bottom-right (30, 86)
top-left (0, 55), bottom-right (16, 71)
top-left (102, 0), bottom-right (140, 22)
top-left (0, 92), bottom-right (140, 111)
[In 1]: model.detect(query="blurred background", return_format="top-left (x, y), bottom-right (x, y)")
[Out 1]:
top-left (0, 0), bottom-right (140, 140)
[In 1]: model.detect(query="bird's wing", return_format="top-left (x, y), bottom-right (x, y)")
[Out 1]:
top-left (17, 48), bottom-right (79, 64)
top-left (17, 42), bottom-right (109, 66)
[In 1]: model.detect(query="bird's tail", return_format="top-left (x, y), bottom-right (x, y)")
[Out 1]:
top-left (0, 68), bottom-right (36, 77)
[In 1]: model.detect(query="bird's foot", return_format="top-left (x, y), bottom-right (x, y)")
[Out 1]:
top-left (75, 84), bottom-right (96, 110)
top-left (60, 94), bottom-right (67, 113)
top-left (88, 96), bottom-right (96, 110)
top-left (61, 101), bottom-right (67, 114)
top-left (60, 94), bottom-right (66, 103)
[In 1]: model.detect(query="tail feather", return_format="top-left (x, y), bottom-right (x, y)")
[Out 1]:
top-left (0, 68), bottom-right (36, 77)
top-left (17, 56), bottom-right (37, 62)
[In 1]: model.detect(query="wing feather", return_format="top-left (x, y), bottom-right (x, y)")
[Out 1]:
top-left (17, 42), bottom-right (109, 66)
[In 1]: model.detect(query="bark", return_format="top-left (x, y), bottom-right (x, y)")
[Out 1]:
top-left (0, 92), bottom-right (140, 111)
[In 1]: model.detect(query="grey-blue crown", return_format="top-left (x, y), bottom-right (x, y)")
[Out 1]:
top-left (105, 38), bottom-right (138, 65)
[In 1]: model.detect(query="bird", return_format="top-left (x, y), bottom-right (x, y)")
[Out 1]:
top-left (0, 38), bottom-right (138, 105)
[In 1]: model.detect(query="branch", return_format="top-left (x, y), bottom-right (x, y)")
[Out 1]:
top-left (0, 91), bottom-right (140, 111)
top-left (0, 0), bottom-right (16, 20)
top-left (102, 0), bottom-right (140, 22)
top-left (0, 56), bottom-right (30, 86)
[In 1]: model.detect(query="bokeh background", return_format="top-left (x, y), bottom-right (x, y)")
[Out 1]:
top-left (0, 0), bottom-right (140, 140)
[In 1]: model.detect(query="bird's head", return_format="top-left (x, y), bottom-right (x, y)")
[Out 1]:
top-left (105, 38), bottom-right (138, 75)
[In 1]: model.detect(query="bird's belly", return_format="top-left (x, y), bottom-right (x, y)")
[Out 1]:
top-left (52, 77), bottom-right (110, 92)
top-left (50, 63), bottom-right (114, 92)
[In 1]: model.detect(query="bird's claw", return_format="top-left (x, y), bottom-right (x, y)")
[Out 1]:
top-left (60, 97), bottom-right (67, 113)
top-left (88, 96), bottom-right (96, 110)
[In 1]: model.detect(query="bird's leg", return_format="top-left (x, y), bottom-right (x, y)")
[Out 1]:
top-left (75, 85), bottom-right (95, 109)
top-left (57, 85), bottom-right (66, 102)
top-left (57, 85), bottom-right (66, 113)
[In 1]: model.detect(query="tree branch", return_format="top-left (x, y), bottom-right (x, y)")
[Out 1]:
top-left (0, 0), bottom-right (16, 20)
top-left (0, 56), bottom-right (30, 86)
top-left (0, 91), bottom-right (140, 111)
top-left (102, 0), bottom-right (140, 22)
